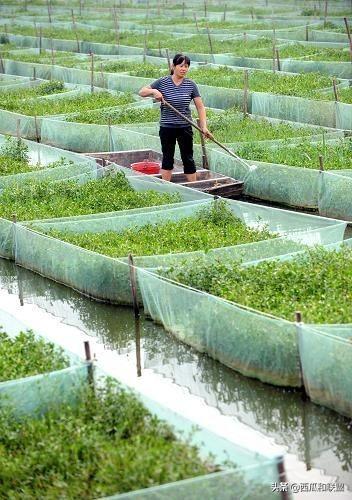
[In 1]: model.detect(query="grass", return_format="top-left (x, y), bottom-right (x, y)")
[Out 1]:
top-left (0, 171), bottom-right (181, 221)
top-left (161, 246), bottom-right (352, 323)
top-left (45, 201), bottom-right (276, 257)
top-left (0, 378), bottom-right (215, 497)
top-left (68, 104), bottom-right (160, 124)
top-left (0, 328), bottom-right (68, 381)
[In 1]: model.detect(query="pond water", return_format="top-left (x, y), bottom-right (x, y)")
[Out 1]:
top-left (0, 258), bottom-right (351, 498)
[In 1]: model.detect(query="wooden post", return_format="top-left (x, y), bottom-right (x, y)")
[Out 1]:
top-left (319, 154), bottom-right (324, 171)
top-left (294, 310), bottom-right (307, 398)
top-left (305, 24), bottom-right (309, 42)
top-left (277, 456), bottom-right (290, 500)
top-left (194, 12), bottom-right (199, 34)
top-left (134, 316), bottom-right (142, 377)
top-left (143, 29), bottom-right (147, 64)
top-left (324, 0), bottom-right (328, 27)
top-left (46, 0), bottom-right (52, 23)
top-left (12, 213), bottom-right (17, 223)
top-left (39, 27), bottom-right (42, 54)
top-left (128, 254), bottom-right (140, 318)
top-left (0, 52), bottom-right (4, 74)
top-left (343, 17), bottom-right (352, 62)
top-left (272, 30), bottom-right (276, 73)
top-left (32, 66), bottom-right (36, 80)
top-left (251, 7), bottom-right (254, 21)
top-left (243, 69), bottom-right (249, 116)
top-left (108, 116), bottom-right (112, 151)
top-left (71, 8), bottom-right (77, 29)
top-left (204, 0), bottom-right (207, 17)
top-left (332, 78), bottom-right (339, 101)
top-left (113, 6), bottom-right (120, 47)
top-left (90, 51), bottom-right (94, 93)
top-left (182, 1), bottom-right (185, 17)
top-left (158, 40), bottom-right (162, 57)
top-left (206, 24), bottom-right (214, 62)
top-left (223, 3), bottom-right (227, 22)
top-left (34, 115), bottom-right (40, 143)
top-left (146, 0), bottom-right (149, 20)
top-left (275, 48), bottom-right (281, 71)
top-left (33, 21), bottom-right (38, 39)
top-left (197, 118), bottom-right (209, 169)
top-left (100, 62), bottom-right (105, 88)
top-left (51, 38), bottom-right (55, 65)
top-left (75, 31), bottom-right (80, 53)
top-left (166, 48), bottom-right (171, 73)
top-left (84, 341), bottom-right (94, 388)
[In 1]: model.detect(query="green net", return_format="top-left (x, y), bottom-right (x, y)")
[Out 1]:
top-left (299, 324), bottom-right (352, 419)
top-left (318, 170), bottom-right (352, 221)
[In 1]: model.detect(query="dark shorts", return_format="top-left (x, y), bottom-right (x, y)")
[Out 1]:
top-left (159, 126), bottom-right (196, 175)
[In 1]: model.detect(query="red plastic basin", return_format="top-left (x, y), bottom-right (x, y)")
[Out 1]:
top-left (131, 161), bottom-right (161, 175)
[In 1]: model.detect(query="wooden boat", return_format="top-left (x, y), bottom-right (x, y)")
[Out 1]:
top-left (85, 149), bottom-right (244, 198)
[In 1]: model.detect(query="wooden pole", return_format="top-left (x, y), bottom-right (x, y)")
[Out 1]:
top-left (75, 31), bottom-right (80, 53)
top-left (277, 456), bottom-right (290, 500)
top-left (12, 213), bottom-right (17, 223)
top-left (79, 0), bottom-right (83, 17)
top-left (134, 316), bottom-right (142, 377)
top-left (100, 63), bottom-right (105, 88)
top-left (112, 6), bottom-right (120, 47)
top-left (272, 29), bottom-right (276, 73)
top-left (51, 38), bottom-right (55, 65)
top-left (197, 118), bottom-right (209, 169)
top-left (223, 3), bottom-right (227, 22)
top-left (71, 8), bottom-right (77, 29)
top-left (332, 77), bottom-right (339, 101)
top-left (0, 52), bottom-right (4, 74)
top-left (46, 0), bottom-right (52, 23)
top-left (319, 154), bottom-right (324, 171)
top-left (204, 0), bottom-right (207, 17)
top-left (206, 24), bottom-right (214, 62)
top-left (108, 116), bottom-right (112, 151)
top-left (32, 66), bottom-right (36, 80)
top-left (128, 254), bottom-right (140, 318)
top-left (33, 21), bottom-right (38, 38)
top-left (251, 7), bottom-right (254, 21)
top-left (158, 40), bottom-right (162, 57)
top-left (275, 48), bottom-right (281, 71)
top-left (343, 17), bottom-right (352, 62)
top-left (194, 12), bottom-right (199, 34)
top-left (243, 69), bottom-right (249, 116)
top-left (143, 29), bottom-right (147, 64)
top-left (305, 24), bottom-right (309, 42)
top-left (34, 115), bottom-right (40, 143)
top-left (324, 0), bottom-right (328, 27)
top-left (39, 27), bottom-right (42, 54)
top-left (182, 1), bottom-right (185, 17)
top-left (84, 341), bottom-right (94, 388)
top-left (166, 48), bottom-right (171, 73)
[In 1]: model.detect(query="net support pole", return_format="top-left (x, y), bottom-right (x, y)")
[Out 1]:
top-left (0, 52), bottom-right (4, 74)
top-left (243, 69), bottom-right (249, 116)
top-left (197, 118), bottom-right (209, 169)
top-left (158, 40), bottom-right (162, 57)
top-left (319, 154), bottom-right (324, 171)
top-left (16, 119), bottom-right (21, 139)
top-left (84, 341), bottom-right (94, 389)
top-left (305, 24), bottom-right (309, 41)
top-left (272, 28), bottom-right (276, 73)
top-left (39, 27), bottom-right (42, 54)
top-left (204, 0), bottom-right (207, 17)
top-left (108, 117), bottom-right (112, 151)
top-left (143, 29), bottom-right (147, 64)
top-left (134, 316), bottom-right (142, 377)
top-left (46, 0), bottom-right (52, 23)
top-left (206, 24), bottom-right (215, 63)
top-left (90, 51), bottom-right (94, 93)
top-left (182, 1), bottom-right (185, 17)
top-left (275, 49), bottom-right (281, 71)
top-left (128, 254), bottom-right (140, 318)
top-left (277, 456), bottom-right (290, 500)
top-left (324, 0), bottom-right (328, 27)
top-left (332, 78), bottom-right (339, 101)
top-left (223, 3), bottom-right (227, 22)
top-left (166, 48), bottom-right (171, 73)
top-left (34, 114), bottom-right (40, 143)
top-left (194, 13), bottom-right (199, 33)
top-left (295, 310), bottom-right (307, 397)
top-left (343, 17), bottom-right (352, 62)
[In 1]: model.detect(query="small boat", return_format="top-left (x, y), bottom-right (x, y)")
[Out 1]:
top-left (85, 149), bottom-right (244, 198)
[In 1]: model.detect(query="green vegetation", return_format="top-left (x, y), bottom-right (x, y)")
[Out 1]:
top-left (0, 329), bottom-right (68, 381)
top-left (68, 104), bottom-right (160, 124)
top-left (313, 86), bottom-right (352, 105)
top-left (2, 49), bottom-right (103, 68)
top-left (0, 378), bottom-right (213, 497)
top-left (46, 201), bottom-right (275, 257)
top-left (162, 246), bottom-right (352, 323)
top-left (0, 172), bottom-right (181, 220)
top-left (237, 138), bottom-right (352, 170)
top-left (197, 109), bottom-right (316, 143)
top-left (0, 86), bottom-right (135, 116)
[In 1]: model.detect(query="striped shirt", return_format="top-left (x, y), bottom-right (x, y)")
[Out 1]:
top-left (150, 75), bottom-right (201, 128)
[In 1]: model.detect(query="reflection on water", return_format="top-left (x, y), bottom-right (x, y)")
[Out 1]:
top-left (0, 258), bottom-right (351, 489)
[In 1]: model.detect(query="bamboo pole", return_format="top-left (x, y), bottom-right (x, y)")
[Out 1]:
top-left (206, 24), bottom-right (214, 62)
top-left (194, 12), bottom-right (199, 34)
top-left (332, 77), bottom-right (339, 101)
top-left (134, 316), bottom-right (142, 377)
top-left (223, 3), bottom-right (227, 22)
top-left (182, 1), bottom-right (185, 17)
top-left (51, 37), bottom-right (55, 65)
top-left (32, 66), bottom-right (36, 80)
top-left (319, 154), bottom-right (324, 171)
top-left (305, 24), bottom-right (309, 42)
top-left (166, 48), bottom-right (171, 73)
top-left (277, 456), bottom-right (290, 500)
top-left (324, 0), bottom-right (328, 27)
top-left (275, 48), bottom-right (281, 71)
top-left (108, 117), bottom-right (112, 151)
top-left (84, 341), bottom-right (94, 388)
top-left (90, 51), bottom-right (94, 93)
top-left (0, 52), bottom-right (4, 74)
top-left (243, 69), bottom-right (249, 116)
top-left (75, 31), bottom-right (80, 53)
top-left (100, 62), bottom-right (105, 88)
top-left (71, 9), bottom-right (77, 29)
top-left (16, 119), bottom-right (21, 139)
top-left (204, 0), bottom-right (207, 17)
top-left (34, 114), bottom-right (40, 143)
top-left (46, 0), bottom-right (52, 23)
top-left (272, 28), bottom-right (276, 73)
top-left (143, 29), bottom-right (147, 64)
top-left (158, 40), bottom-right (162, 57)
top-left (128, 254), bottom-right (140, 318)
top-left (197, 118), bottom-right (209, 169)
top-left (343, 17), bottom-right (352, 62)
top-left (39, 27), bottom-right (42, 54)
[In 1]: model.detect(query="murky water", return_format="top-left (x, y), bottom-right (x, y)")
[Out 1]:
top-left (0, 258), bottom-right (351, 498)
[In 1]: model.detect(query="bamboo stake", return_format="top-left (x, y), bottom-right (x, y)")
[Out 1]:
top-left (324, 0), bottom-right (328, 27)
top-left (223, 3), bottom-right (227, 22)
top-left (243, 69), bottom-right (249, 116)
top-left (16, 119), bottom-right (21, 139)
top-left (158, 40), bottom-right (162, 57)
top-left (32, 66), bottom-right (36, 80)
top-left (71, 8), bottom-right (77, 29)
top-left (108, 117), bottom-right (112, 151)
top-left (206, 24), bottom-right (214, 62)
top-left (134, 315), bottom-right (142, 377)
top-left (182, 1), bottom-right (185, 17)
top-left (143, 29), bottom-right (147, 64)
top-left (34, 114), bottom-right (40, 143)
top-left (166, 48), bottom-right (171, 73)
top-left (0, 52), bottom-right (4, 74)
top-left (33, 21), bottom-right (38, 38)
top-left (75, 31), bottom-right (80, 53)
top-left (204, 0), bottom-right (207, 17)
top-left (275, 48), bottom-right (281, 71)
top-left (319, 154), bottom-right (324, 171)
top-left (343, 17), bottom-right (352, 62)
top-left (272, 28), bottom-right (276, 73)
top-left (251, 7), bottom-right (254, 21)
top-left (277, 456), bottom-right (290, 500)
top-left (305, 24), bottom-right (309, 42)
top-left (128, 254), bottom-right (140, 318)
top-left (39, 27), bottom-right (42, 54)
top-left (197, 118), bottom-right (209, 169)
top-left (112, 6), bottom-right (120, 47)
top-left (146, 0), bottom-right (149, 20)
top-left (194, 12), bottom-right (199, 34)
top-left (157, 0), bottom-right (160, 16)
top-left (90, 51), bottom-right (94, 93)
top-left (100, 62), bottom-right (105, 88)
top-left (51, 38), bottom-right (55, 65)
top-left (332, 77), bottom-right (339, 101)
top-left (12, 213), bottom-right (17, 223)
top-left (84, 341), bottom-right (94, 388)
top-left (46, 0), bottom-right (52, 23)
